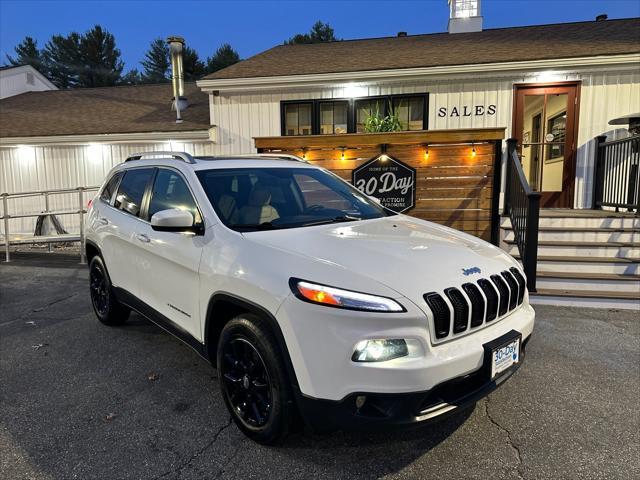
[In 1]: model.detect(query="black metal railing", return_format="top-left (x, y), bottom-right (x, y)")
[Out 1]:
top-left (504, 138), bottom-right (541, 292)
top-left (592, 135), bottom-right (640, 214)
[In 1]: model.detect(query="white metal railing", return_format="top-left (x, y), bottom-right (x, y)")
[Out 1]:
top-left (1, 186), bottom-right (99, 263)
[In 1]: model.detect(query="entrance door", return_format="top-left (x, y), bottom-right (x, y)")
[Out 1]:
top-left (513, 83), bottom-right (579, 208)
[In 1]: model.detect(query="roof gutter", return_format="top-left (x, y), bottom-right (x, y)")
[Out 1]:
top-left (0, 129), bottom-right (213, 147)
top-left (197, 53), bottom-right (640, 92)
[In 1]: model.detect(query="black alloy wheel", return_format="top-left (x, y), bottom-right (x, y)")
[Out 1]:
top-left (221, 337), bottom-right (272, 428)
top-left (90, 260), bottom-right (109, 316)
top-left (88, 255), bottom-right (129, 325)
top-left (217, 314), bottom-right (294, 444)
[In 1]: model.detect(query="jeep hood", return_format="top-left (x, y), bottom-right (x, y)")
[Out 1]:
top-left (243, 216), bottom-right (518, 302)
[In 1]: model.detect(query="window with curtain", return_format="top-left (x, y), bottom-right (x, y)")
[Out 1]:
top-left (393, 96), bottom-right (425, 131)
top-left (284, 103), bottom-right (312, 136)
top-left (319, 101), bottom-right (348, 134)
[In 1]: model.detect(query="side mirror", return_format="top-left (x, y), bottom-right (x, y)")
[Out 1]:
top-left (150, 209), bottom-right (202, 234)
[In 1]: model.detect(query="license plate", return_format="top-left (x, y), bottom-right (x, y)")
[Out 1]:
top-left (491, 338), bottom-right (520, 379)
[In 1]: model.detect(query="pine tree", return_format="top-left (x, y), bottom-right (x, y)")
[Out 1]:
top-left (78, 25), bottom-right (124, 87)
top-left (120, 68), bottom-right (143, 85)
top-left (205, 43), bottom-right (240, 74)
top-left (40, 26), bottom-right (124, 88)
top-left (285, 21), bottom-right (338, 45)
top-left (141, 38), bottom-right (170, 83)
top-left (5, 36), bottom-right (45, 74)
top-left (42, 32), bottom-right (82, 88)
top-left (183, 45), bottom-right (206, 80)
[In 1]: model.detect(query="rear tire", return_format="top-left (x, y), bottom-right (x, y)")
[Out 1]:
top-left (217, 314), bottom-right (294, 444)
top-left (89, 255), bottom-right (130, 326)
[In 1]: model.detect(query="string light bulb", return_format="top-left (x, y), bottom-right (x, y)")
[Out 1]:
top-left (340, 147), bottom-right (346, 161)
top-left (301, 148), bottom-right (307, 160)
top-left (424, 144), bottom-right (430, 160)
top-left (471, 144), bottom-right (477, 157)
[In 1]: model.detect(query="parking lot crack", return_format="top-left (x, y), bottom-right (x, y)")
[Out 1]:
top-left (484, 397), bottom-right (525, 480)
top-left (154, 416), bottom-right (233, 480)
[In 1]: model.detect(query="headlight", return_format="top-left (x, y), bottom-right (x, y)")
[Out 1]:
top-left (290, 278), bottom-right (405, 312)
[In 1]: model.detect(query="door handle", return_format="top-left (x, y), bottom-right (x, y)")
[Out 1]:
top-left (96, 217), bottom-right (108, 226)
top-left (135, 233), bottom-right (150, 243)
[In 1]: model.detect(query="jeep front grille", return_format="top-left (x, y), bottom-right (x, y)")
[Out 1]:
top-left (424, 292), bottom-right (450, 339)
top-left (423, 269), bottom-right (525, 342)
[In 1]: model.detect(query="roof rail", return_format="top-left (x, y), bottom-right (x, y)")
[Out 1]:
top-left (195, 153), bottom-right (306, 163)
top-left (125, 151), bottom-right (196, 164)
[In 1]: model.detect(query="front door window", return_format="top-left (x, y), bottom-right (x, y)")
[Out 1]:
top-left (515, 85), bottom-right (578, 208)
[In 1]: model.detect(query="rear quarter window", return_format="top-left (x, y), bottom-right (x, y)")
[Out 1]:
top-left (114, 168), bottom-right (154, 217)
top-left (100, 172), bottom-right (123, 204)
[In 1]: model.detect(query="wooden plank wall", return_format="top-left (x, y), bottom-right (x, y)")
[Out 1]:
top-left (255, 130), bottom-right (503, 240)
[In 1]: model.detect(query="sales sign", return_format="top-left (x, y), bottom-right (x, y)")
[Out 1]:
top-left (352, 154), bottom-right (416, 213)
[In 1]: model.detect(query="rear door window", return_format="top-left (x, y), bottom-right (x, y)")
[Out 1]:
top-left (114, 168), bottom-right (154, 218)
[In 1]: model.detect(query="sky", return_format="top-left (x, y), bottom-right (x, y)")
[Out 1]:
top-left (1, 0), bottom-right (639, 72)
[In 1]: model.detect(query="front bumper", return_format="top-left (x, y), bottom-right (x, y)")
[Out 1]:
top-left (296, 334), bottom-right (530, 432)
top-left (277, 294), bottom-right (535, 401)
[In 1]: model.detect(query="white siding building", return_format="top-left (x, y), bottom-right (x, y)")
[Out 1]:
top-left (0, 65), bottom-right (57, 99)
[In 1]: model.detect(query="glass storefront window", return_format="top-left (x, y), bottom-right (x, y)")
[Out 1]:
top-left (284, 103), bottom-right (312, 136)
top-left (319, 101), bottom-right (348, 134)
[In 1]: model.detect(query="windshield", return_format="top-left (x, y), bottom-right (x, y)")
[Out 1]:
top-left (196, 167), bottom-right (395, 231)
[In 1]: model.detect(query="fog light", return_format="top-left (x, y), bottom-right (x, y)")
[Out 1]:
top-left (352, 339), bottom-right (408, 362)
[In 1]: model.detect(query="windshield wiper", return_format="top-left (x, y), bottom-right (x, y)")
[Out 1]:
top-left (229, 221), bottom-right (280, 231)
top-left (300, 215), bottom-right (362, 227)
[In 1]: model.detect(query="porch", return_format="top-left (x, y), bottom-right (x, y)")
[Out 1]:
top-left (254, 128), bottom-right (505, 242)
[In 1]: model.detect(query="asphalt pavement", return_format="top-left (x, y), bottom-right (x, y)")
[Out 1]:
top-left (1, 251), bottom-right (638, 480)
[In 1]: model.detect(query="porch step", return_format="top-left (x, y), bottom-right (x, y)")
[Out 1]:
top-left (530, 288), bottom-right (640, 310)
top-left (502, 227), bottom-right (640, 243)
top-left (504, 240), bottom-right (640, 258)
top-left (534, 288), bottom-right (638, 300)
top-left (535, 271), bottom-right (640, 293)
top-left (500, 216), bottom-right (639, 230)
top-left (513, 255), bottom-right (640, 275)
top-left (501, 210), bottom-right (639, 309)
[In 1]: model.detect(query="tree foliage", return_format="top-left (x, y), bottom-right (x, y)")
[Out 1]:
top-left (141, 38), bottom-right (170, 83)
top-left (42, 32), bottom-right (82, 88)
top-left (10, 26), bottom-right (125, 88)
top-left (205, 43), bottom-right (240, 74)
top-left (5, 28), bottom-right (238, 88)
top-left (77, 25), bottom-right (124, 87)
top-left (141, 39), bottom-right (207, 83)
top-left (183, 45), bottom-right (206, 80)
top-left (285, 21), bottom-right (339, 45)
top-left (5, 36), bottom-right (45, 72)
top-left (120, 68), bottom-right (143, 85)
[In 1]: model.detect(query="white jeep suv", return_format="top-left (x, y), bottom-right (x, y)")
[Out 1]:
top-left (85, 151), bottom-right (535, 444)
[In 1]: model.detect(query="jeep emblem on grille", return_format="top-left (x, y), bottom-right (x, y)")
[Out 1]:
top-left (462, 267), bottom-right (482, 276)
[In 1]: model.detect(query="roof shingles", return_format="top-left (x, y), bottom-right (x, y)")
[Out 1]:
top-left (0, 82), bottom-right (210, 138)
top-left (206, 18), bottom-right (640, 80)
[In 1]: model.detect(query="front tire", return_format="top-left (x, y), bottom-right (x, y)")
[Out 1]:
top-left (217, 314), bottom-right (294, 444)
top-left (89, 255), bottom-right (130, 326)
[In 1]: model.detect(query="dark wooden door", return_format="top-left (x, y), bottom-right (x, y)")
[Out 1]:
top-left (513, 83), bottom-right (580, 208)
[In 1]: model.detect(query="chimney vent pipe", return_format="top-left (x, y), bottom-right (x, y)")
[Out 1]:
top-left (167, 35), bottom-right (188, 122)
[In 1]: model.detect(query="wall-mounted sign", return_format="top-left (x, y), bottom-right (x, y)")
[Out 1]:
top-left (438, 105), bottom-right (496, 117)
top-left (353, 154), bottom-right (416, 213)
